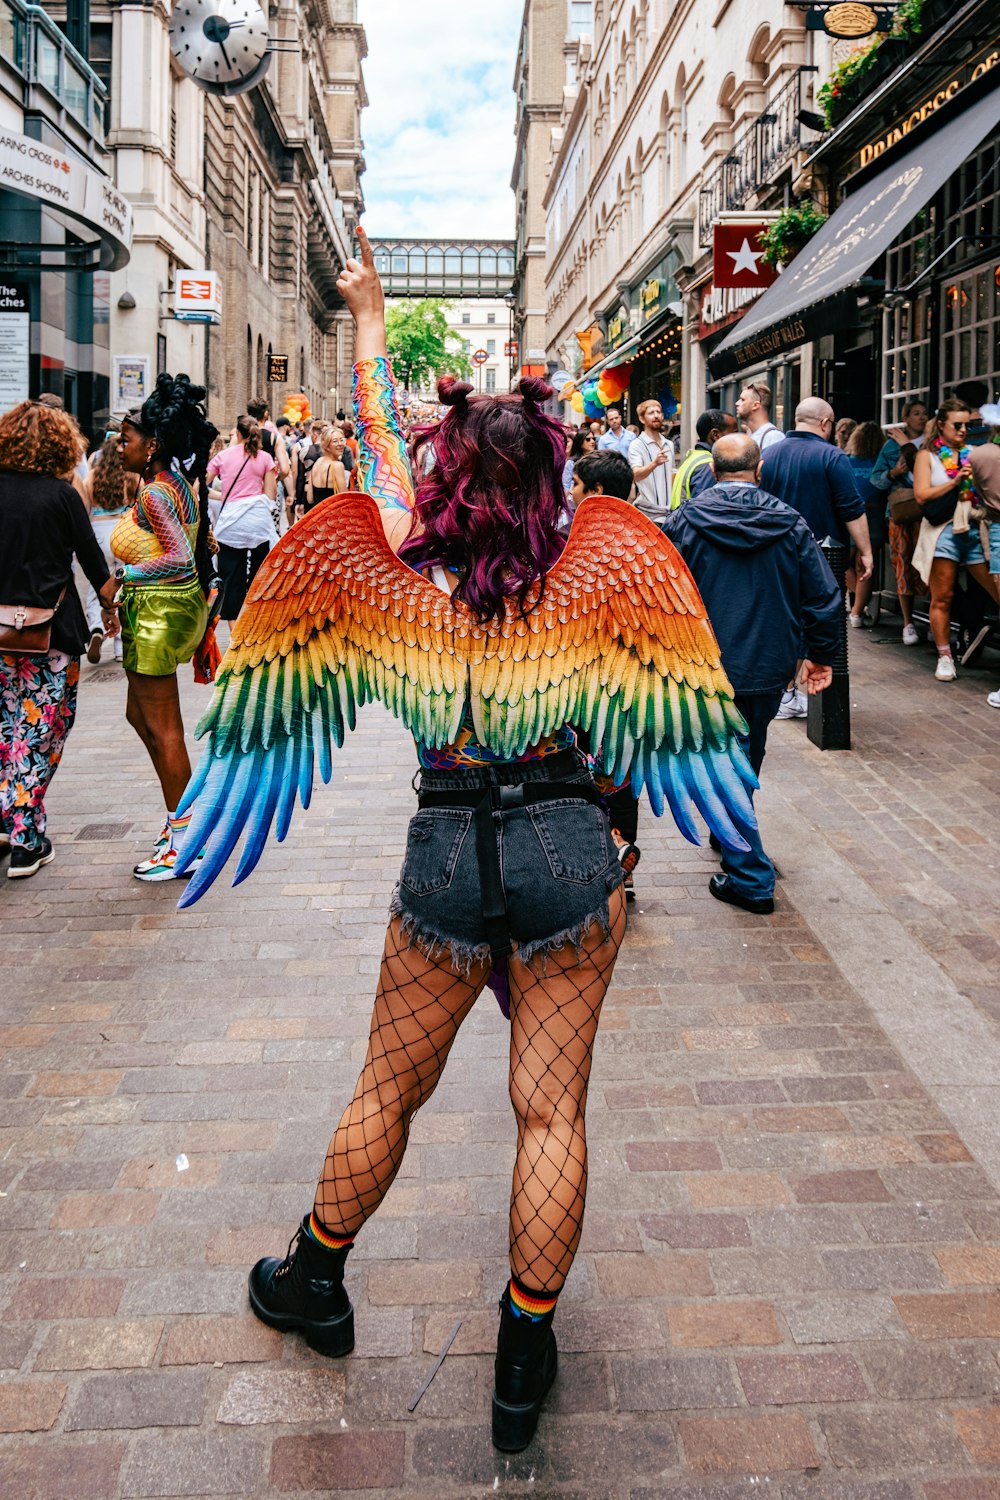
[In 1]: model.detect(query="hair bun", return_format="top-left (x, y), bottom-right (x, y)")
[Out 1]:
top-left (518, 376), bottom-right (554, 407)
top-left (437, 377), bottom-right (473, 408)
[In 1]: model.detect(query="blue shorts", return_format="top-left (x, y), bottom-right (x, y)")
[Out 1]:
top-left (933, 523), bottom-right (985, 566)
top-left (390, 755), bottom-right (623, 973)
top-left (988, 520), bottom-right (1000, 576)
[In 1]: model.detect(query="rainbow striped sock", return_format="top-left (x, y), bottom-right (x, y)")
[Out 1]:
top-left (167, 810), bottom-right (192, 838)
top-left (509, 1276), bottom-right (558, 1321)
top-left (306, 1211), bottom-right (354, 1252)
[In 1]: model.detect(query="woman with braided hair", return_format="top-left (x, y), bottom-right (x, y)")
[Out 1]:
top-left (113, 373), bottom-right (219, 880)
top-left (176, 229), bottom-right (757, 1449)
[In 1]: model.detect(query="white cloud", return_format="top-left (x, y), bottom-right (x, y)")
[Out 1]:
top-left (357, 0), bottom-right (522, 238)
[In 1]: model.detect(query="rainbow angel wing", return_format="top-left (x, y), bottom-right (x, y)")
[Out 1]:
top-left (173, 494), bottom-right (470, 905)
top-left (175, 492), bottom-right (756, 905)
top-left (467, 497), bottom-right (757, 846)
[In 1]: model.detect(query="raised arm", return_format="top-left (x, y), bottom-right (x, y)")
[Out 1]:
top-left (337, 226), bottom-right (415, 549)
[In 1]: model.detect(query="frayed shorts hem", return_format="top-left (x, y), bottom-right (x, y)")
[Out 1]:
top-left (389, 877), bottom-right (622, 976)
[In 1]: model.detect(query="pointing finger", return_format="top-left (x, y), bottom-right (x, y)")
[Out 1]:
top-left (356, 224), bottom-right (375, 269)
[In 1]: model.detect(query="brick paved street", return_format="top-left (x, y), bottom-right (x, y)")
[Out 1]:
top-left (2, 625), bottom-right (1000, 1498)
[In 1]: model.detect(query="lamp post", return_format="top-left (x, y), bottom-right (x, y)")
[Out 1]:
top-left (504, 288), bottom-right (517, 391)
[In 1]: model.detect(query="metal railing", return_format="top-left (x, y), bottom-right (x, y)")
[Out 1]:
top-left (698, 66), bottom-right (817, 247)
top-left (0, 0), bottom-right (107, 140)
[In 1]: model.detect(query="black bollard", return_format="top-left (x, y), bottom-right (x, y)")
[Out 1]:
top-left (807, 537), bottom-right (851, 751)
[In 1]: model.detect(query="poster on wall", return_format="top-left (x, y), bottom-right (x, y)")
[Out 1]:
top-left (0, 280), bottom-right (30, 410)
top-left (112, 355), bottom-right (151, 410)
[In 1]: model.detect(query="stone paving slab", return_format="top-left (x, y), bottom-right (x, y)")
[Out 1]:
top-left (0, 630), bottom-right (999, 1496)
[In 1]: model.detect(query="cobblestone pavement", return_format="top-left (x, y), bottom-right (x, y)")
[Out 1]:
top-left (1, 624), bottom-right (999, 1499)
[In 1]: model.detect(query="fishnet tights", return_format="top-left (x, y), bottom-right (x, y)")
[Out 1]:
top-left (314, 888), bottom-right (627, 1295)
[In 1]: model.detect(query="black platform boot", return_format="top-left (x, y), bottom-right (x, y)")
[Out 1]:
top-left (248, 1216), bottom-right (354, 1357)
top-left (491, 1287), bottom-right (558, 1452)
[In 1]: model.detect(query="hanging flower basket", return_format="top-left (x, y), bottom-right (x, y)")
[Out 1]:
top-left (759, 202), bottom-right (828, 269)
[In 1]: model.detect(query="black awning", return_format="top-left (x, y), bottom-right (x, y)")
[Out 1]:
top-left (708, 82), bottom-right (1000, 378)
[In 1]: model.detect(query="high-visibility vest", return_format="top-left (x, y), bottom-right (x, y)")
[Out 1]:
top-left (671, 447), bottom-right (713, 509)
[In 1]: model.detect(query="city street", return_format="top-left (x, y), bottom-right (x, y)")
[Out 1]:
top-left (2, 627), bottom-right (999, 1498)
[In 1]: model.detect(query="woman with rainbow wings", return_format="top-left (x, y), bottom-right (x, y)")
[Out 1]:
top-left (174, 228), bottom-right (758, 1451)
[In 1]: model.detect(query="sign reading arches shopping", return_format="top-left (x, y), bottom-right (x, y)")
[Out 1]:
top-left (0, 128), bottom-right (132, 270)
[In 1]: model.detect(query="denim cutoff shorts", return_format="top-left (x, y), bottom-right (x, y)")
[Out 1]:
top-left (988, 520), bottom-right (1000, 576)
top-left (390, 754), bottom-right (624, 972)
top-left (933, 522), bottom-right (986, 566)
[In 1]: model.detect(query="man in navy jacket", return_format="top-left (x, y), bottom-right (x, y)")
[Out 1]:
top-left (660, 433), bottom-right (841, 913)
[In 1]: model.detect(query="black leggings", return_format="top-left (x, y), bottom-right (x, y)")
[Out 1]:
top-left (218, 541), bottom-right (269, 620)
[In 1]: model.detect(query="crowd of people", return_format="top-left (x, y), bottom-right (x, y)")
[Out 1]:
top-left (567, 377), bottom-right (1000, 709)
top-left (0, 391), bottom-right (369, 882)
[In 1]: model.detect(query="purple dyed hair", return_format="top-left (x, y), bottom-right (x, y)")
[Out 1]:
top-left (400, 376), bottom-right (567, 622)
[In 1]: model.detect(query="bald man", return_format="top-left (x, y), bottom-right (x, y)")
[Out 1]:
top-left (660, 432), bottom-right (840, 913)
top-left (759, 397), bottom-right (871, 718)
top-left (760, 398), bottom-right (872, 571)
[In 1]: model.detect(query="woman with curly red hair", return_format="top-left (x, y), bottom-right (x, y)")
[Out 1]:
top-left (0, 400), bottom-right (119, 877)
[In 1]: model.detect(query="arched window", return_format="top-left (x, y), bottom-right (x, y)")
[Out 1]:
top-left (675, 65), bottom-right (687, 190)
top-left (718, 72), bottom-right (736, 134)
top-left (256, 334), bottom-right (264, 395)
top-left (498, 249), bottom-right (515, 277)
top-left (659, 90), bottom-right (672, 205)
top-left (247, 325), bottom-right (253, 393)
top-left (462, 247), bottom-right (479, 274)
top-left (426, 245), bottom-right (444, 274)
top-left (300, 346), bottom-right (305, 387)
top-left (748, 25), bottom-right (771, 87)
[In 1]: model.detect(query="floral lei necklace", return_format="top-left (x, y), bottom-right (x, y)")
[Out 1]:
top-left (932, 436), bottom-right (974, 498)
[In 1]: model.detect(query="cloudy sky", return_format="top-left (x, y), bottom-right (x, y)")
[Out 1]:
top-left (356, 0), bottom-right (522, 238)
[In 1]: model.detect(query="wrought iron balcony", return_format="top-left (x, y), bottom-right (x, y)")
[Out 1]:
top-left (698, 66), bottom-right (817, 247)
top-left (0, 0), bottom-right (107, 140)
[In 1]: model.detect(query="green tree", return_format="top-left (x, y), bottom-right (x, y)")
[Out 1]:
top-left (384, 299), bottom-right (471, 390)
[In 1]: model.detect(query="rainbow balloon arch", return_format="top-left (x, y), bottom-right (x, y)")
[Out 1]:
top-left (552, 361), bottom-right (632, 421)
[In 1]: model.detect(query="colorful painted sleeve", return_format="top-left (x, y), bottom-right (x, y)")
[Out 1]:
top-left (353, 356), bottom-right (416, 514)
top-left (121, 477), bottom-right (197, 584)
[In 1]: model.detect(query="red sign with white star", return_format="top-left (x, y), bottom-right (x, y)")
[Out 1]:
top-left (712, 224), bottom-right (778, 291)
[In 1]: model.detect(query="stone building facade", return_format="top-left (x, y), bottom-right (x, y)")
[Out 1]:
top-left (511, 0), bottom-right (568, 380)
top-left (541, 0), bottom-right (840, 442)
top-left (92, 0), bottom-right (366, 427)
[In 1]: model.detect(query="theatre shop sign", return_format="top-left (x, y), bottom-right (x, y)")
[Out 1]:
top-left (0, 129), bottom-right (132, 270)
top-left (699, 281), bottom-right (764, 340)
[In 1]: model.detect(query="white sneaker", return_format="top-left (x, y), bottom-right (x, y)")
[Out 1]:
top-left (775, 688), bottom-right (808, 720)
top-left (902, 624), bottom-right (919, 646)
top-left (987, 689), bottom-right (1000, 709)
top-left (935, 655), bottom-right (957, 682)
top-left (847, 613), bottom-right (864, 629)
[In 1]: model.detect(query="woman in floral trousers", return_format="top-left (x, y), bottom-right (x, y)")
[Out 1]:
top-left (0, 653), bottom-right (81, 856)
top-left (0, 400), bottom-right (117, 878)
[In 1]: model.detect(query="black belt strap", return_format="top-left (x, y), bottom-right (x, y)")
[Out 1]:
top-left (417, 776), bottom-right (606, 960)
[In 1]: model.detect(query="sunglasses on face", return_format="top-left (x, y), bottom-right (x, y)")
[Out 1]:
top-left (949, 420), bottom-right (969, 429)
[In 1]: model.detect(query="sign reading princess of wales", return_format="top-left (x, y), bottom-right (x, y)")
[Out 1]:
top-left (712, 224), bottom-right (778, 292)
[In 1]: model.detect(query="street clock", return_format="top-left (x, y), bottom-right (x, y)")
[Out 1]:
top-left (168, 1), bottom-right (271, 96)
